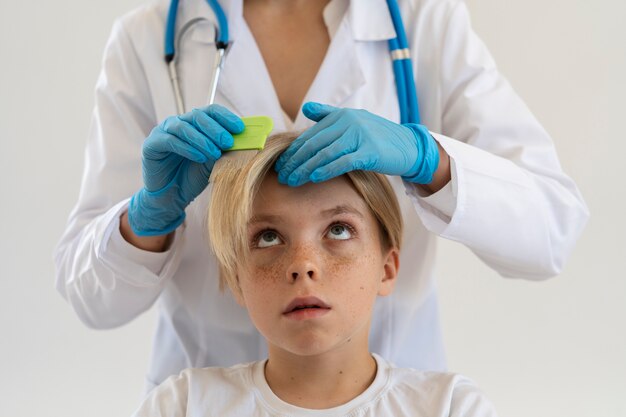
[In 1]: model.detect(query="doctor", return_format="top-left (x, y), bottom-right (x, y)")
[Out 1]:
top-left (55, 0), bottom-right (588, 392)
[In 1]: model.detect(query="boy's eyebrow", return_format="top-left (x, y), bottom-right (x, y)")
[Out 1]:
top-left (248, 205), bottom-right (364, 225)
top-left (320, 204), bottom-right (365, 220)
top-left (248, 214), bottom-right (281, 225)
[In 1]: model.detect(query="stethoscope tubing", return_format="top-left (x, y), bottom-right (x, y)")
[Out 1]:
top-left (386, 0), bottom-right (420, 124)
top-left (165, 0), bottom-right (420, 124)
top-left (206, 0), bottom-right (229, 46)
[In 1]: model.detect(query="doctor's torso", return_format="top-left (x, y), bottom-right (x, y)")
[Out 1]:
top-left (243, 0), bottom-right (331, 121)
top-left (94, 0), bottom-right (460, 388)
top-left (56, 0), bottom-right (589, 392)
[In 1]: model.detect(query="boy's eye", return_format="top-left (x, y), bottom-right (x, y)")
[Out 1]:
top-left (327, 223), bottom-right (353, 240)
top-left (255, 230), bottom-right (283, 248)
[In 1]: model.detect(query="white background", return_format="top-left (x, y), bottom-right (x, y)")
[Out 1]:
top-left (1, 0), bottom-right (624, 416)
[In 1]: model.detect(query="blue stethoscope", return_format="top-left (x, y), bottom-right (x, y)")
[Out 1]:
top-left (165, 0), bottom-right (420, 124)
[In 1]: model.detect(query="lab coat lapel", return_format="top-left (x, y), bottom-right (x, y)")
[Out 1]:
top-left (217, 17), bottom-right (288, 131)
top-left (348, 0), bottom-right (396, 41)
top-left (178, 0), bottom-right (396, 132)
top-left (178, 0), bottom-right (241, 38)
top-left (293, 12), bottom-right (366, 129)
top-left (219, 0), bottom-right (375, 132)
top-left (178, 0), bottom-right (212, 35)
top-left (177, 0), bottom-right (285, 126)
top-left (293, 0), bottom-right (397, 129)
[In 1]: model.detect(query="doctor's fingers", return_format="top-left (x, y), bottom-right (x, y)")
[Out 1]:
top-left (196, 104), bottom-right (245, 134)
top-left (151, 118), bottom-right (223, 162)
top-left (281, 130), bottom-right (357, 187)
top-left (301, 102), bottom-right (339, 122)
top-left (177, 108), bottom-right (240, 149)
top-left (277, 123), bottom-right (349, 183)
top-left (275, 110), bottom-right (344, 172)
top-left (309, 152), bottom-right (374, 184)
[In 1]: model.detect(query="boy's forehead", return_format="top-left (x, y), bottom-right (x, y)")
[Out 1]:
top-left (252, 173), bottom-right (369, 219)
top-left (249, 204), bottom-right (365, 225)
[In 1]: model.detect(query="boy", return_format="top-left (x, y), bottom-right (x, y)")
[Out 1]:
top-left (132, 133), bottom-right (497, 416)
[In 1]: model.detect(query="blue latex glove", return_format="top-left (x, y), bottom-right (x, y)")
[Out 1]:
top-left (275, 102), bottom-right (439, 187)
top-left (128, 105), bottom-right (244, 236)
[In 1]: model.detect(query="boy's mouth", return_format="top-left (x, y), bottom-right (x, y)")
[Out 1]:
top-left (283, 296), bottom-right (331, 315)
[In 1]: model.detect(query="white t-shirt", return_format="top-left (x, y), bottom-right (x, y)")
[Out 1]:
top-left (132, 354), bottom-right (497, 416)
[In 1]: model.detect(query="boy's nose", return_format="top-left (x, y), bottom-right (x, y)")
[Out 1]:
top-left (287, 244), bottom-right (320, 282)
top-left (291, 270), bottom-right (314, 280)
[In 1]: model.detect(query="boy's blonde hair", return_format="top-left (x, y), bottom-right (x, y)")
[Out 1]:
top-left (208, 132), bottom-right (403, 295)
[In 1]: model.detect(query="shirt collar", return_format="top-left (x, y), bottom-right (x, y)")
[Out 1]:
top-left (179, 0), bottom-right (244, 41)
top-left (347, 0), bottom-right (397, 41)
top-left (217, 1), bottom-right (401, 43)
top-left (180, 0), bottom-right (397, 42)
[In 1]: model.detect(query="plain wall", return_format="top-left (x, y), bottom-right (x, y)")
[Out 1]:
top-left (1, 0), bottom-right (624, 416)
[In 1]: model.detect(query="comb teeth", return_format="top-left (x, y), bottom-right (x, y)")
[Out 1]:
top-left (227, 116), bottom-right (274, 151)
top-left (208, 149), bottom-right (258, 183)
top-left (208, 115), bottom-right (273, 183)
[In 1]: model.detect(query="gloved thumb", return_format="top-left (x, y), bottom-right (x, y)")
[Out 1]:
top-left (302, 102), bottom-right (338, 122)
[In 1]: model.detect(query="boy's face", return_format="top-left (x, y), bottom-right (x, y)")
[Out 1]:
top-left (235, 172), bottom-right (399, 358)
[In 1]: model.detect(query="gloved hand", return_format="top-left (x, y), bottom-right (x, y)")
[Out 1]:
top-left (275, 102), bottom-right (439, 187)
top-left (128, 104), bottom-right (244, 236)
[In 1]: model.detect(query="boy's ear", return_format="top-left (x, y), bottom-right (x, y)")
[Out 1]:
top-left (378, 247), bottom-right (399, 297)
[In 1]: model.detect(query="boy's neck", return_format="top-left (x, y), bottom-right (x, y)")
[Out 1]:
top-left (264, 340), bottom-right (377, 409)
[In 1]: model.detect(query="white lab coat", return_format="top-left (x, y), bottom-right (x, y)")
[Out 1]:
top-left (55, 0), bottom-right (588, 391)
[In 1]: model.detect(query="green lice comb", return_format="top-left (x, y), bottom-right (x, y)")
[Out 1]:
top-left (227, 116), bottom-right (274, 151)
top-left (209, 116), bottom-right (274, 183)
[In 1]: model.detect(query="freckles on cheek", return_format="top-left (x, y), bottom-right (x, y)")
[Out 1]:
top-left (247, 259), bottom-right (285, 286)
top-left (328, 250), bottom-right (381, 293)
top-left (328, 250), bottom-right (374, 279)
top-left (241, 262), bottom-right (285, 317)
top-left (338, 246), bottom-right (377, 268)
